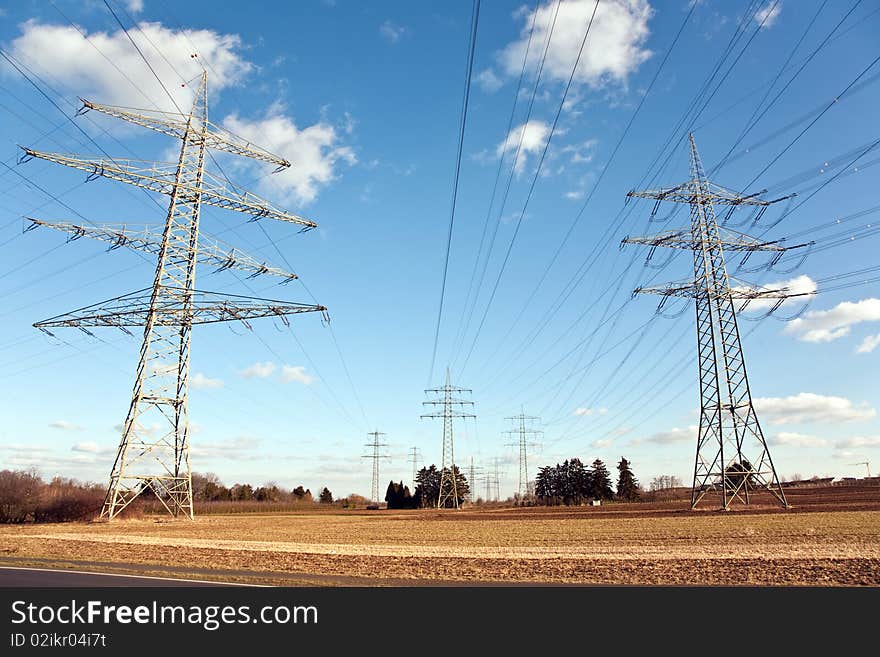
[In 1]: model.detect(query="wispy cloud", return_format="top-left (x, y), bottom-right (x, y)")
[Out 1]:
top-left (754, 392), bottom-right (876, 425)
top-left (476, 68), bottom-right (503, 93)
top-left (379, 20), bottom-right (407, 44)
top-left (49, 420), bottom-right (83, 432)
top-left (784, 298), bottom-right (880, 343)
top-left (280, 365), bottom-right (315, 385)
top-left (856, 333), bottom-right (880, 354)
top-left (239, 361), bottom-right (276, 379)
top-left (191, 373), bottom-right (224, 390)
top-left (497, 120), bottom-right (552, 175)
top-left (635, 425), bottom-right (697, 445)
top-left (754, 2), bottom-right (782, 29)
top-left (574, 407), bottom-right (607, 417)
top-left (769, 432), bottom-right (828, 448)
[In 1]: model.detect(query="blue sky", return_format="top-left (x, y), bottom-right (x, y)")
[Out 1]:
top-left (0, 0), bottom-right (878, 499)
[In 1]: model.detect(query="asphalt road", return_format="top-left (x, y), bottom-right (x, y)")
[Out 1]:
top-left (0, 567), bottom-right (252, 587)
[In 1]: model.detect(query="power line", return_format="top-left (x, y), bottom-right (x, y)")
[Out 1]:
top-left (427, 0), bottom-right (481, 384)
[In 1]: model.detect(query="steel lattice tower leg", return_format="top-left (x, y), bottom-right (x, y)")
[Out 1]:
top-left (101, 78), bottom-right (209, 520)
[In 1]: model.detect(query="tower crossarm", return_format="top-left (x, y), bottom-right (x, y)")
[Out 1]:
top-left (78, 99), bottom-right (291, 169)
top-left (420, 411), bottom-right (476, 419)
top-left (633, 281), bottom-right (812, 301)
top-left (621, 226), bottom-right (809, 252)
top-left (627, 183), bottom-right (791, 207)
top-left (19, 148), bottom-right (316, 229)
top-left (33, 288), bottom-right (326, 329)
top-left (25, 218), bottom-right (298, 281)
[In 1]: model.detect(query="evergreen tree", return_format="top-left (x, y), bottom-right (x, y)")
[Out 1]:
top-left (414, 465), bottom-right (440, 508)
top-left (319, 487), bottom-right (333, 504)
top-left (589, 458), bottom-right (614, 500)
top-left (616, 457), bottom-right (640, 501)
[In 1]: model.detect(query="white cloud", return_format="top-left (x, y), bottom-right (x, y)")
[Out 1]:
top-left (191, 435), bottom-right (261, 460)
top-left (784, 298), bottom-right (880, 343)
top-left (856, 333), bottom-right (880, 354)
top-left (8, 20), bottom-right (252, 113)
top-left (379, 20), bottom-right (407, 43)
top-left (126, 0), bottom-right (145, 13)
top-left (191, 372), bottom-right (224, 390)
top-left (476, 68), bottom-right (504, 92)
top-left (574, 407), bottom-right (607, 416)
top-left (835, 436), bottom-right (880, 449)
top-left (737, 275), bottom-right (816, 313)
top-left (769, 432), bottom-right (828, 448)
top-left (49, 420), bottom-right (83, 431)
top-left (754, 392), bottom-right (876, 425)
top-left (592, 439), bottom-right (612, 448)
top-left (560, 138), bottom-right (597, 164)
top-left (239, 361), bottom-right (276, 379)
top-left (499, 0), bottom-right (653, 89)
top-left (497, 120), bottom-right (552, 174)
top-left (224, 107), bottom-right (356, 205)
top-left (280, 365), bottom-right (315, 385)
top-left (565, 190), bottom-right (584, 200)
top-left (71, 442), bottom-right (115, 455)
top-left (754, 2), bottom-right (782, 29)
top-left (640, 425), bottom-right (698, 445)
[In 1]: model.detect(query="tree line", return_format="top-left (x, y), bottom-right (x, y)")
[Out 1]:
top-left (534, 458), bottom-right (640, 506)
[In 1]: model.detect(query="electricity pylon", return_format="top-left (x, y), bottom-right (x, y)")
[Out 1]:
top-left (465, 456), bottom-right (483, 502)
top-left (503, 411), bottom-right (542, 499)
top-left (489, 457), bottom-right (503, 501)
top-left (408, 446), bottom-right (423, 488)
top-left (622, 133), bottom-right (812, 510)
top-left (21, 73), bottom-right (326, 520)
top-left (362, 431), bottom-right (389, 505)
top-left (421, 368), bottom-right (475, 509)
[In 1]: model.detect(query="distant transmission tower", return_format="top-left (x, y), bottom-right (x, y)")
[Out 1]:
top-left (421, 368), bottom-right (475, 509)
top-left (362, 431), bottom-right (389, 504)
top-left (490, 458), bottom-right (502, 501)
top-left (623, 133), bottom-right (812, 510)
top-left (465, 456), bottom-right (483, 503)
top-left (21, 73), bottom-right (326, 519)
top-left (504, 411), bottom-right (542, 499)
top-left (408, 446), bottom-right (423, 488)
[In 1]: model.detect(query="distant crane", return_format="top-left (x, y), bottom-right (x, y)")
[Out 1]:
top-left (848, 461), bottom-right (872, 478)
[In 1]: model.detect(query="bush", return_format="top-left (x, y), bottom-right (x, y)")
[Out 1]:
top-left (0, 469), bottom-right (43, 523)
top-left (34, 490), bottom-right (103, 523)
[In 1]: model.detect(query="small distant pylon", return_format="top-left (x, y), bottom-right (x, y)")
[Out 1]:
top-left (407, 446), bottom-right (423, 489)
top-left (623, 133), bottom-right (813, 510)
top-left (362, 431), bottom-right (389, 505)
top-left (504, 410), bottom-right (542, 499)
top-left (421, 368), bottom-right (475, 509)
top-left (465, 456), bottom-right (483, 503)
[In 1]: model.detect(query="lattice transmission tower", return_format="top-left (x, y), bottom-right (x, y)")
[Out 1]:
top-left (421, 368), bottom-right (475, 509)
top-left (465, 456), bottom-right (483, 503)
top-left (622, 133), bottom-right (812, 510)
top-left (407, 446), bottom-right (423, 488)
top-left (503, 411), bottom-right (542, 499)
top-left (21, 73), bottom-right (326, 520)
top-left (362, 431), bottom-right (389, 505)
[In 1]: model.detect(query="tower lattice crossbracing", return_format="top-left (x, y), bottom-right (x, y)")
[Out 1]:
top-left (623, 134), bottom-right (813, 510)
top-left (22, 73), bottom-right (326, 519)
top-left (362, 431), bottom-right (389, 505)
